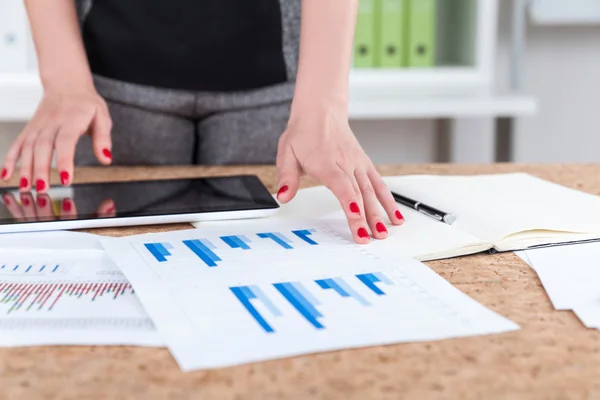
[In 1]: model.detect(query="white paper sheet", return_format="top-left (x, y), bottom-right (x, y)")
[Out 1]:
top-left (524, 243), bottom-right (600, 311)
top-left (0, 248), bottom-right (163, 347)
top-left (0, 230), bottom-right (104, 251)
top-left (101, 220), bottom-right (518, 371)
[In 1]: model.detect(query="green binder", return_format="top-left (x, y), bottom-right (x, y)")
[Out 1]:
top-left (354, 0), bottom-right (377, 68)
top-left (407, 0), bottom-right (436, 67)
top-left (378, 0), bottom-right (406, 68)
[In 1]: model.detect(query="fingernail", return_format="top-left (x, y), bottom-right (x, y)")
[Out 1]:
top-left (357, 227), bottom-right (370, 239)
top-left (62, 199), bottom-right (72, 212)
top-left (22, 197), bottom-right (30, 207)
top-left (60, 171), bottom-right (70, 186)
top-left (19, 177), bottom-right (28, 189)
top-left (1, 168), bottom-right (7, 180)
top-left (2, 194), bottom-right (10, 205)
top-left (106, 204), bottom-right (115, 213)
top-left (276, 185), bottom-right (288, 198)
top-left (395, 210), bottom-right (404, 221)
top-left (35, 179), bottom-right (46, 192)
top-left (349, 202), bottom-right (361, 215)
top-left (37, 196), bottom-right (47, 207)
top-left (102, 148), bottom-right (112, 160)
top-left (376, 222), bottom-right (387, 233)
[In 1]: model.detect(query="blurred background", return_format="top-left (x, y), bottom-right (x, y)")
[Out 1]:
top-left (0, 0), bottom-right (599, 165)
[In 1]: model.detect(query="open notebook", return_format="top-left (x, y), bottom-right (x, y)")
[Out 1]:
top-left (229, 173), bottom-right (600, 262)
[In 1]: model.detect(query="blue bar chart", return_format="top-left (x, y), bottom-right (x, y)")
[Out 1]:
top-left (232, 272), bottom-right (394, 332)
top-left (143, 228), bottom-right (323, 266)
top-left (257, 232), bottom-right (294, 249)
top-left (0, 263), bottom-right (63, 275)
top-left (144, 243), bottom-right (174, 263)
top-left (220, 235), bottom-right (252, 250)
top-left (183, 239), bottom-right (221, 267)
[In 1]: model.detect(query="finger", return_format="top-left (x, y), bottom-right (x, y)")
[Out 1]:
top-left (90, 109), bottom-right (113, 165)
top-left (2, 192), bottom-right (25, 221)
top-left (19, 193), bottom-right (37, 221)
top-left (2, 134), bottom-right (25, 181)
top-left (367, 167), bottom-right (405, 225)
top-left (55, 113), bottom-right (94, 187)
top-left (33, 125), bottom-right (59, 193)
top-left (275, 147), bottom-right (302, 203)
top-left (18, 134), bottom-right (37, 192)
top-left (96, 199), bottom-right (116, 218)
top-left (59, 197), bottom-right (78, 220)
top-left (356, 170), bottom-right (388, 240)
top-left (35, 194), bottom-right (56, 221)
top-left (320, 165), bottom-right (370, 244)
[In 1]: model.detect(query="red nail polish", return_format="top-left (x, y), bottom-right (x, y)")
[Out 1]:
top-left (395, 210), bottom-right (404, 220)
top-left (62, 199), bottom-right (72, 212)
top-left (358, 227), bottom-right (370, 239)
top-left (19, 177), bottom-right (28, 189)
top-left (102, 148), bottom-right (112, 160)
top-left (349, 202), bottom-right (361, 215)
top-left (22, 197), bottom-right (30, 207)
top-left (60, 171), bottom-right (70, 186)
top-left (2, 195), bottom-right (9, 205)
top-left (106, 204), bottom-right (115, 213)
top-left (35, 179), bottom-right (46, 192)
top-left (277, 185), bottom-right (289, 198)
top-left (37, 196), bottom-right (47, 207)
top-left (1, 168), bottom-right (7, 180)
top-left (376, 222), bottom-right (387, 233)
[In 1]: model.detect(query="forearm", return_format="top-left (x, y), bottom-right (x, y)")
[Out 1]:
top-left (25, 0), bottom-right (93, 90)
top-left (290, 0), bottom-right (358, 117)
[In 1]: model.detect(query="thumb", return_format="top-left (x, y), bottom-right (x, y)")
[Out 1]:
top-left (91, 109), bottom-right (113, 165)
top-left (276, 148), bottom-right (302, 204)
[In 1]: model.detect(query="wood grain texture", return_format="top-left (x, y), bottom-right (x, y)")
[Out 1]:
top-left (1, 164), bottom-right (600, 400)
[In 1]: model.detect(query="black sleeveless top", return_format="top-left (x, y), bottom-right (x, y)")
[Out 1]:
top-left (82, 0), bottom-right (288, 92)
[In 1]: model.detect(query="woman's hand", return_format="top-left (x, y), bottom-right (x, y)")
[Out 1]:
top-left (1, 84), bottom-right (113, 192)
top-left (275, 107), bottom-right (405, 244)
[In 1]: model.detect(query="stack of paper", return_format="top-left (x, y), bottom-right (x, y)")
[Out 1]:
top-left (0, 221), bottom-right (519, 371)
top-left (518, 242), bottom-right (600, 329)
top-left (101, 218), bottom-right (519, 371)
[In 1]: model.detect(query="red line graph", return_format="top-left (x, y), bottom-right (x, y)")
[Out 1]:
top-left (0, 281), bottom-right (135, 314)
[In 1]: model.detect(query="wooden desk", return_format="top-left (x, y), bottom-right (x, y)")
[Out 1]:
top-left (2, 164), bottom-right (600, 400)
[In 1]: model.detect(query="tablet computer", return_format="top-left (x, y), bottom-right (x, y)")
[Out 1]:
top-left (0, 175), bottom-right (279, 233)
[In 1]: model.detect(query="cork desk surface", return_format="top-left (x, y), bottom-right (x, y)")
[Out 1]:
top-left (0, 163), bottom-right (599, 400)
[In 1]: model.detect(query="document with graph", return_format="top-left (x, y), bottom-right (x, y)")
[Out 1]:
top-left (100, 221), bottom-right (518, 371)
top-left (0, 248), bottom-right (162, 347)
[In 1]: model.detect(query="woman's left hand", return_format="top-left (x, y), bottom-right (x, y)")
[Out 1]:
top-left (275, 107), bottom-right (405, 244)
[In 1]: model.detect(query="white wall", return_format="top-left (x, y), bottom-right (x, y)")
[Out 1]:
top-left (1, 2), bottom-right (600, 165)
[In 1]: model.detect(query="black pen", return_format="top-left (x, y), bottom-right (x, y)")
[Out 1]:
top-left (391, 191), bottom-right (456, 225)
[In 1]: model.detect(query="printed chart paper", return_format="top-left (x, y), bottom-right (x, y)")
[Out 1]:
top-left (101, 222), bottom-right (518, 371)
top-left (0, 249), bottom-right (163, 347)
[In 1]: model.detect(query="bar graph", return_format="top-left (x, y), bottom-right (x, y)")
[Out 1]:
top-left (144, 243), bottom-right (174, 262)
top-left (0, 280), bottom-right (136, 314)
top-left (231, 272), bottom-right (394, 332)
top-left (356, 272), bottom-right (393, 296)
top-left (0, 263), bottom-right (64, 275)
top-left (257, 232), bottom-right (293, 249)
top-left (142, 228), bottom-right (324, 267)
top-left (183, 239), bottom-right (221, 267)
top-left (221, 235), bottom-right (252, 250)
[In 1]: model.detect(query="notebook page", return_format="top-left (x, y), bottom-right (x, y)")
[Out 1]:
top-left (383, 173), bottom-right (600, 244)
top-left (193, 185), bottom-right (490, 261)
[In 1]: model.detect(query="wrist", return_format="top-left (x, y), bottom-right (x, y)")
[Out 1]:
top-left (289, 90), bottom-right (349, 122)
top-left (40, 66), bottom-right (95, 94)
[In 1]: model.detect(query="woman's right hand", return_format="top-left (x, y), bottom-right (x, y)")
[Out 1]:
top-left (1, 83), bottom-right (113, 192)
